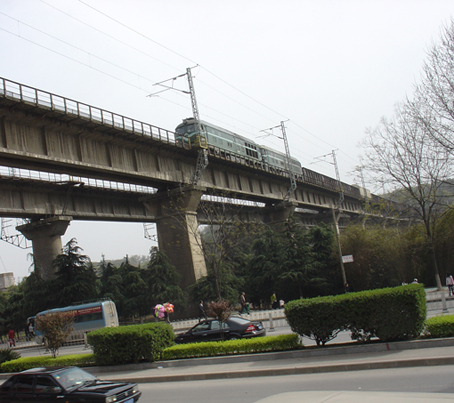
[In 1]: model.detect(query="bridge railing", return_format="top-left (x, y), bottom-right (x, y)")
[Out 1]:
top-left (0, 77), bottom-right (176, 144)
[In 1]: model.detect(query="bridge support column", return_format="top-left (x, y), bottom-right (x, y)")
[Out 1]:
top-left (262, 202), bottom-right (297, 231)
top-left (16, 216), bottom-right (72, 281)
top-left (146, 187), bottom-right (207, 291)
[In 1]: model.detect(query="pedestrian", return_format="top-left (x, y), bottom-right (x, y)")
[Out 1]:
top-left (8, 329), bottom-right (15, 347)
top-left (344, 283), bottom-right (350, 293)
top-left (446, 273), bottom-right (454, 297)
top-left (198, 300), bottom-right (207, 322)
top-left (28, 322), bottom-right (35, 338)
top-left (239, 292), bottom-right (249, 314)
top-left (270, 292), bottom-right (278, 309)
top-left (24, 322), bottom-right (30, 341)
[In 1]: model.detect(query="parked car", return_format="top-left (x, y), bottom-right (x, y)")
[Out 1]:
top-left (175, 316), bottom-right (266, 343)
top-left (0, 366), bottom-right (141, 402)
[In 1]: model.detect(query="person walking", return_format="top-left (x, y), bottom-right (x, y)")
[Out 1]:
top-left (198, 301), bottom-right (207, 322)
top-left (8, 329), bottom-right (15, 347)
top-left (239, 292), bottom-right (250, 314)
top-left (446, 273), bottom-right (454, 297)
top-left (270, 292), bottom-right (278, 309)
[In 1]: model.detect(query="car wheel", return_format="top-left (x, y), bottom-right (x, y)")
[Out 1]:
top-left (229, 335), bottom-right (240, 340)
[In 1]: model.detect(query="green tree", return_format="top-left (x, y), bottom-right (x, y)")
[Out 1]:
top-left (1, 285), bottom-right (26, 334)
top-left (120, 257), bottom-right (148, 322)
top-left (144, 247), bottom-right (185, 309)
top-left (340, 224), bottom-right (414, 290)
top-left (52, 238), bottom-right (98, 307)
top-left (98, 257), bottom-right (125, 314)
top-left (308, 223), bottom-right (339, 294)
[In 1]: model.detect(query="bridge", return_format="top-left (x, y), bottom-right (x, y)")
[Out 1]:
top-left (0, 77), bottom-right (374, 289)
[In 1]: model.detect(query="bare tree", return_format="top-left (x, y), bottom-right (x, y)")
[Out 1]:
top-left (415, 19), bottom-right (454, 153)
top-left (362, 101), bottom-right (452, 289)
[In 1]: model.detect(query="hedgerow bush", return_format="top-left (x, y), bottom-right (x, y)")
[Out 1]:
top-left (162, 334), bottom-right (301, 360)
top-left (0, 348), bottom-right (20, 365)
top-left (424, 315), bottom-right (454, 338)
top-left (285, 284), bottom-right (426, 345)
top-left (285, 295), bottom-right (349, 346)
top-left (345, 284), bottom-right (426, 341)
top-left (0, 353), bottom-right (95, 373)
top-left (87, 322), bottom-right (174, 365)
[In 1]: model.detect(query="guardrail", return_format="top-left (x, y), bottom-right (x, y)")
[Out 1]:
top-left (0, 77), bottom-right (176, 144)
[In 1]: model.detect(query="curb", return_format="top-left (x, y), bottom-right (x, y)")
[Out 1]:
top-left (2, 337), bottom-right (454, 382)
top-left (86, 336), bottom-right (454, 374)
top-left (107, 356), bottom-right (454, 383)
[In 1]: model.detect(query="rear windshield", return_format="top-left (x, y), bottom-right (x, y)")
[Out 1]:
top-left (228, 317), bottom-right (251, 325)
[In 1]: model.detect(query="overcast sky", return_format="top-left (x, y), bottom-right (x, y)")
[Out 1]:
top-left (0, 0), bottom-right (453, 281)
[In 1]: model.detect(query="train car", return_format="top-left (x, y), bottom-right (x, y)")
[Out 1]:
top-left (259, 145), bottom-right (302, 175)
top-left (34, 299), bottom-right (119, 344)
top-left (175, 118), bottom-right (262, 162)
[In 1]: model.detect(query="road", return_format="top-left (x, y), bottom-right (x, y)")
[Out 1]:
top-left (135, 365), bottom-right (454, 403)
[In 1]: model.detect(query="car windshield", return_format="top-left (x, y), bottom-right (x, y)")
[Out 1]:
top-left (53, 367), bottom-right (97, 390)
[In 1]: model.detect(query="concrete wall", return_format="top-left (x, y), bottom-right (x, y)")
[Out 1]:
top-left (0, 272), bottom-right (15, 290)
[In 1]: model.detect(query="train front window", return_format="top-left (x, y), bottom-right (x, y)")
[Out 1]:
top-left (176, 124), bottom-right (196, 135)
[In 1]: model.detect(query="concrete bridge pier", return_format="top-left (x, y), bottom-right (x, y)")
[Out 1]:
top-left (262, 202), bottom-right (297, 231)
top-left (145, 187), bottom-right (207, 291)
top-left (16, 216), bottom-right (72, 281)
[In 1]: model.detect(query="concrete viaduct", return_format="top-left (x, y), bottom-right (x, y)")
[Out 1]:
top-left (0, 77), bottom-right (370, 289)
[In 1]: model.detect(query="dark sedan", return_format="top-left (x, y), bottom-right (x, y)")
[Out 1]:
top-left (175, 316), bottom-right (266, 343)
top-left (0, 366), bottom-right (141, 403)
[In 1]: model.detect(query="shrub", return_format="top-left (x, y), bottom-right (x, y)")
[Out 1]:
top-left (0, 353), bottom-right (95, 373)
top-left (285, 284), bottom-right (426, 345)
top-left (345, 284), bottom-right (426, 341)
top-left (87, 322), bottom-right (174, 365)
top-left (424, 315), bottom-right (454, 338)
top-left (285, 295), bottom-right (349, 345)
top-left (0, 348), bottom-right (20, 364)
top-left (162, 334), bottom-right (301, 360)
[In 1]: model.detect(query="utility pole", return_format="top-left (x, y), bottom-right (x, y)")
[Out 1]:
top-left (315, 150), bottom-right (347, 286)
top-left (260, 120), bottom-right (297, 202)
top-left (186, 67), bottom-right (209, 186)
top-left (148, 66), bottom-right (208, 186)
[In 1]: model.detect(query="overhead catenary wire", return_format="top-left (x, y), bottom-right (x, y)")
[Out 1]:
top-left (1, 1), bottom-right (359, 180)
top-left (70, 0), bottom-right (351, 162)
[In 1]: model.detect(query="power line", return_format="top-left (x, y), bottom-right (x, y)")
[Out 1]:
top-left (77, 0), bottom-right (198, 67)
top-left (1, 2), bottom-right (361, 178)
top-left (40, 0), bottom-right (181, 73)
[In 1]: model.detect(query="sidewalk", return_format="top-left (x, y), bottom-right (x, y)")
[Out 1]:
top-left (84, 337), bottom-right (454, 384)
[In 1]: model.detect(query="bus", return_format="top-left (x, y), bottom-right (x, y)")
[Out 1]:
top-left (34, 299), bottom-right (119, 344)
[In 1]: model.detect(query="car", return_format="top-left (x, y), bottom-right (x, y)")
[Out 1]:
top-left (0, 366), bottom-right (141, 403)
top-left (175, 316), bottom-right (266, 343)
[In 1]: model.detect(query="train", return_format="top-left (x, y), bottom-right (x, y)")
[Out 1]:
top-left (175, 118), bottom-right (363, 199)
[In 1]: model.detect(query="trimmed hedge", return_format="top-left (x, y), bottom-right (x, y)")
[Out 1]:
top-left (87, 322), bottom-right (174, 365)
top-left (162, 334), bottom-right (301, 360)
top-left (285, 284), bottom-right (426, 345)
top-left (424, 315), bottom-right (454, 338)
top-left (0, 348), bottom-right (20, 365)
top-left (0, 353), bottom-right (95, 373)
